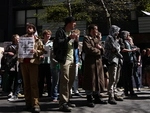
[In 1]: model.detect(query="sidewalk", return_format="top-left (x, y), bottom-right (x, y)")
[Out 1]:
top-left (0, 87), bottom-right (150, 113)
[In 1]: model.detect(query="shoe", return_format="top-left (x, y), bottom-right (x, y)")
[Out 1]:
top-left (59, 103), bottom-right (72, 112)
top-left (94, 98), bottom-right (107, 104)
top-left (137, 88), bottom-right (141, 92)
top-left (67, 102), bottom-right (76, 108)
top-left (42, 92), bottom-right (48, 97)
top-left (52, 99), bottom-right (58, 102)
top-left (33, 106), bottom-right (40, 113)
top-left (93, 94), bottom-right (107, 104)
top-left (74, 93), bottom-right (83, 97)
top-left (87, 102), bottom-right (95, 107)
top-left (8, 95), bottom-right (18, 102)
top-left (17, 93), bottom-right (24, 98)
top-left (8, 92), bottom-right (13, 98)
top-left (108, 97), bottom-right (117, 105)
top-left (87, 95), bottom-right (95, 107)
top-left (99, 93), bottom-right (109, 98)
top-left (114, 95), bottom-right (123, 101)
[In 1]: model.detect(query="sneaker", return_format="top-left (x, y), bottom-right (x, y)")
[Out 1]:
top-left (42, 92), bottom-right (48, 97)
top-left (8, 95), bottom-right (18, 102)
top-left (137, 88), bottom-right (141, 92)
top-left (18, 93), bottom-right (24, 98)
top-left (59, 103), bottom-right (72, 112)
top-left (8, 92), bottom-right (13, 98)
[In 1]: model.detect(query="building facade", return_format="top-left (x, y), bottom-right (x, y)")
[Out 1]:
top-left (1, 0), bottom-right (150, 50)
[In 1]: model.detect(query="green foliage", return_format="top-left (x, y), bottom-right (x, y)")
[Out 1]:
top-left (46, 5), bottom-right (69, 22)
top-left (35, 0), bottom-right (150, 23)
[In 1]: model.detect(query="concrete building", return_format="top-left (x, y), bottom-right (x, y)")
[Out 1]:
top-left (0, 0), bottom-right (150, 49)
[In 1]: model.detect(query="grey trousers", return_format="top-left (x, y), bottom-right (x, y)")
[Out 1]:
top-left (108, 63), bottom-right (121, 97)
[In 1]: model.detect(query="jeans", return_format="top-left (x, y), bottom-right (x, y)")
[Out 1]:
top-left (51, 67), bottom-right (60, 100)
top-left (133, 65), bottom-right (141, 89)
top-left (72, 63), bottom-right (79, 93)
top-left (14, 67), bottom-right (23, 96)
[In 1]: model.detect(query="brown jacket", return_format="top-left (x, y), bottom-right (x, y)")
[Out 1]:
top-left (82, 36), bottom-right (105, 92)
top-left (18, 35), bottom-right (44, 64)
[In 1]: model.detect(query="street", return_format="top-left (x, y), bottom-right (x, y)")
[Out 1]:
top-left (0, 88), bottom-right (150, 113)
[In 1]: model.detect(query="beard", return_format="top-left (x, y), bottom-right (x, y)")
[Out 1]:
top-left (27, 31), bottom-right (34, 36)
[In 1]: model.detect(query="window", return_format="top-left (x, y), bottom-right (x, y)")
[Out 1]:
top-left (27, 10), bottom-right (36, 17)
top-left (16, 11), bottom-right (25, 27)
top-left (37, 9), bottom-right (45, 26)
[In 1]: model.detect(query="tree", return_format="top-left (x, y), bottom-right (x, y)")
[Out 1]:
top-left (29, 0), bottom-right (150, 33)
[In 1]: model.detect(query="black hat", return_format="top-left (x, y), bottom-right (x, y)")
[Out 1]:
top-left (65, 17), bottom-right (76, 25)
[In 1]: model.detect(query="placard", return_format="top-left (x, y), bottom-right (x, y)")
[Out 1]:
top-left (18, 37), bottom-right (34, 58)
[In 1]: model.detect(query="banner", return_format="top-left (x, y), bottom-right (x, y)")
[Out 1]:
top-left (18, 37), bottom-right (34, 58)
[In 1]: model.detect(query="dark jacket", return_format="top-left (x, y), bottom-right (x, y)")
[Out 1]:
top-left (53, 27), bottom-right (78, 64)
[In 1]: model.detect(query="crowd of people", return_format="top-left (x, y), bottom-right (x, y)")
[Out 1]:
top-left (0, 16), bottom-right (150, 113)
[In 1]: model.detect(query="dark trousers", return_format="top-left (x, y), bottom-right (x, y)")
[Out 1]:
top-left (133, 65), bottom-right (141, 89)
top-left (122, 61), bottom-right (134, 95)
top-left (38, 64), bottom-right (51, 97)
top-left (8, 71), bottom-right (18, 93)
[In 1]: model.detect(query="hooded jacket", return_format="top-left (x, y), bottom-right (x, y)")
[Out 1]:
top-left (104, 25), bottom-right (122, 64)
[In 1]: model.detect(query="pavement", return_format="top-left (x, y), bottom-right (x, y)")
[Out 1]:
top-left (1, 87), bottom-right (150, 113)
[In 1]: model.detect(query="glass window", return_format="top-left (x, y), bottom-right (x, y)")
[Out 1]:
top-left (26, 18), bottom-right (36, 25)
top-left (37, 9), bottom-right (45, 26)
top-left (27, 10), bottom-right (36, 17)
top-left (16, 11), bottom-right (25, 26)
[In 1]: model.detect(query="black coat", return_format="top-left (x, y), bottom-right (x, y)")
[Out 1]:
top-left (53, 27), bottom-right (78, 64)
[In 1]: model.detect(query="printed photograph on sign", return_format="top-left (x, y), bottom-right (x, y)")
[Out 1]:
top-left (18, 37), bottom-right (34, 58)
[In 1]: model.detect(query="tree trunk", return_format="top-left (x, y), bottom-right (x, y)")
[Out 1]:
top-left (67, 0), bottom-right (72, 16)
top-left (99, 0), bottom-right (111, 32)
